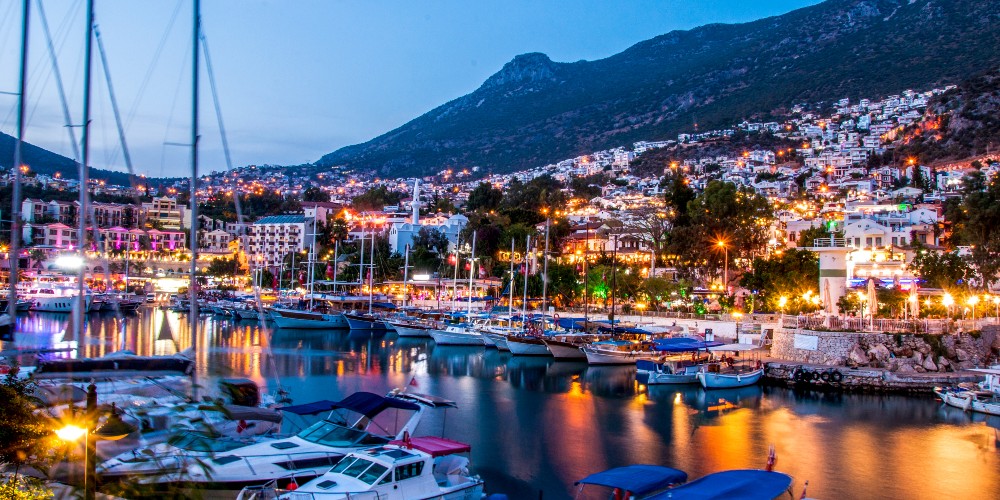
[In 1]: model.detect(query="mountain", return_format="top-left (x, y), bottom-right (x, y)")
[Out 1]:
top-left (0, 131), bottom-right (135, 186)
top-left (317, 0), bottom-right (1000, 178)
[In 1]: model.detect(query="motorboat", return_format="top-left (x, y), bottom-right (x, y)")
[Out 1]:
top-left (33, 350), bottom-right (195, 378)
top-left (541, 333), bottom-right (606, 360)
top-left (237, 436), bottom-right (484, 500)
top-left (270, 307), bottom-right (349, 329)
top-left (696, 344), bottom-right (765, 389)
top-left (573, 464), bottom-right (688, 499)
top-left (637, 360), bottom-right (703, 385)
top-left (113, 391), bottom-right (455, 493)
top-left (429, 325), bottom-right (485, 346)
top-left (27, 284), bottom-right (93, 313)
top-left (387, 320), bottom-right (434, 338)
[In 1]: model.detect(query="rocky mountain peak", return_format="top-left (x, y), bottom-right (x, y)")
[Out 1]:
top-left (480, 52), bottom-right (559, 90)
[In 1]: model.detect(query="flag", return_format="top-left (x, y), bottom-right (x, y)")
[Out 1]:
top-left (479, 266), bottom-right (487, 278)
top-left (325, 263), bottom-right (334, 279)
top-left (272, 275), bottom-right (278, 289)
top-left (409, 376), bottom-right (419, 388)
top-left (465, 262), bottom-right (471, 271)
top-left (236, 419), bottom-right (247, 434)
top-left (799, 480), bottom-right (809, 500)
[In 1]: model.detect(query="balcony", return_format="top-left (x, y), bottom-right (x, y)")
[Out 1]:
top-left (811, 237), bottom-right (846, 248)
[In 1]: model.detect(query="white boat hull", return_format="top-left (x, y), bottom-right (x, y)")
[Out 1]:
top-left (506, 337), bottom-right (551, 356)
top-left (31, 295), bottom-right (92, 313)
top-left (429, 328), bottom-right (485, 346)
top-left (936, 389), bottom-right (1000, 416)
top-left (542, 340), bottom-right (586, 359)
top-left (484, 333), bottom-right (509, 351)
top-left (389, 322), bottom-right (432, 338)
top-left (697, 368), bottom-right (764, 389)
top-left (271, 308), bottom-right (348, 329)
top-left (582, 347), bottom-right (660, 365)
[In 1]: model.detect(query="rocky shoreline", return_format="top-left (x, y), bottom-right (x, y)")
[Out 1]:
top-left (763, 360), bottom-right (984, 394)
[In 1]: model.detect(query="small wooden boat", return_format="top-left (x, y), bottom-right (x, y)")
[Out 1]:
top-left (935, 386), bottom-right (1000, 416)
top-left (582, 341), bottom-right (662, 365)
top-left (637, 360), bottom-right (703, 385)
top-left (697, 366), bottom-right (765, 389)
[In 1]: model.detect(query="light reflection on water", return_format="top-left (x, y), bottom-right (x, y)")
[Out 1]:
top-left (2, 308), bottom-right (999, 499)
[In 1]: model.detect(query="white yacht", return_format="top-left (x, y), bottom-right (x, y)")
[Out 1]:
top-left (108, 392), bottom-right (455, 494)
top-left (428, 325), bottom-right (486, 346)
top-left (27, 283), bottom-right (92, 313)
top-left (237, 436), bottom-right (483, 500)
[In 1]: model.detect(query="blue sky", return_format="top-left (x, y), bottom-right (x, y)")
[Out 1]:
top-left (0, 0), bottom-right (820, 177)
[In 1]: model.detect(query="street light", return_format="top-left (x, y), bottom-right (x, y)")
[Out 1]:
top-left (967, 295), bottom-right (979, 321)
top-left (716, 240), bottom-right (728, 293)
top-left (943, 292), bottom-right (954, 318)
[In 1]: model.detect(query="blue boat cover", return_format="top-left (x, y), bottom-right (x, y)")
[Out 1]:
top-left (599, 326), bottom-right (652, 334)
top-left (332, 392), bottom-right (420, 418)
top-left (556, 317), bottom-right (586, 329)
top-left (576, 465), bottom-right (687, 495)
top-left (653, 338), bottom-right (725, 352)
top-left (636, 360), bottom-right (659, 371)
top-left (277, 400), bottom-right (339, 415)
top-left (646, 470), bottom-right (792, 500)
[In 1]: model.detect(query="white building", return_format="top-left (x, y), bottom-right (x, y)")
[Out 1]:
top-left (248, 214), bottom-right (314, 268)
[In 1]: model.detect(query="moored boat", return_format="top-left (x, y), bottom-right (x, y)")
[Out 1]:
top-left (429, 325), bottom-right (485, 346)
top-left (505, 335), bottom-right (552, 356)
top-left (582, 341), bottom-right (662, 365)
top-left (270, 307), bottom-right (349, 329)
top-left (644, 469), bottom-right (793, 500)
top-left (573, 464), bottom-right (688, 499)
top-left (934, 386), bottom-right (1000, 416)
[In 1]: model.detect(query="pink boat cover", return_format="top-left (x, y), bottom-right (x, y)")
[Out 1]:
top-left (389, 436), bottom-right (472, 457)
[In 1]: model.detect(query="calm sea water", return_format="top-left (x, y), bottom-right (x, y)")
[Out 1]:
top-left (2, 307), bottom-right (999, 499)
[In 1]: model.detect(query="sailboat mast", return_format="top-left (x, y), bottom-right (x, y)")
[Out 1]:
top-left (189, 0), bottom-right (201, 400)
top-left (451, 237), bottom-right (460, 310)
top-left (401, 244), bottom-right (409, 308)
top-left (332, 239), bottom-right (339, 294)
top-left (307, 211), bottom-right (317, 308)
top-left (75, 0), bottom-right (95, 342)
top-left (522, 235), bottom-right (530, 324)
top-left (541, 216), bottom-right (550, 316)
top-left (508, 238), bottom-right (514, 328)
top-left (583, 225), bottom-right (589, 332)
top-left (367, 231), bottom-right (375, 314)
top-left (466, 230), bottom-right (476, 314)
top-left (8, 0), bottom-right (29, 316)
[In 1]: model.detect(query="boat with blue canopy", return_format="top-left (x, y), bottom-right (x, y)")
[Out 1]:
top-left (645, 469), bottom-right (792, 500)
top-left (637, 339), bottom-right (721, 385)
top-left (574, 464), bottom-right (688, 499)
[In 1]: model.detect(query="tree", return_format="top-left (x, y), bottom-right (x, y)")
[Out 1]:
top-left (908, 245), bottom-right (973, 289)
top-left (946, 171), bottom-right (1000, 287)
top-left (0, 365), bottom-right (50, 478)
top-left (465, 182), bottom-right (503, 212)
top-left (206, 257), bottom-right (243, 277)
top-left (302, 186), bottom-right (330, 203)
top-left (351, 186), bottom-right (404, 212)
top-left (412, 227), bottom-right (450, 255)
top-left (630, 208), bottom-right (670, 266)
top-left (796, 224), bottom-right (841, 247)
top-left (739, 248), bottom-right (820, 313)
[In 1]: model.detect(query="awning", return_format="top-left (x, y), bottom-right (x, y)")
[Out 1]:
top-left (653, 338), bottom-right (724, 352)
top-left (707, 343), bottom-right (760, 352)
top-left (332, 392), bottom-right (420, 418)
top-left (277, 400), bottom-right (339, 416)
top-left (576, 465), bottom-right (688, 495)
top-left (388, 436), bottom-right (471, 457)
top-left (646, 470), bottom-right (792, 500)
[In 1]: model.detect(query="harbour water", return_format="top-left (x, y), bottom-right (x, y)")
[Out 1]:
top-left (2, 307), bottom-right (999, 499)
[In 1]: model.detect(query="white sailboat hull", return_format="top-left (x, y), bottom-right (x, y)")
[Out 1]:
top-left (541, 340), bottom-right (587, 359)
top-left (582, 347), bottom-right (660, 365)
top-left (388, 322), bottom-right (432, 338)
top-left (271, 308), bottom-right (348, 329)
top-left (506, 337), bottom-right (551, 356)
top-left (484, 333), bottom-right (509, 351)
top-left (429, 328), bottom-right (485, 346)
top-left (935, 389), bottom-right (1000, 416)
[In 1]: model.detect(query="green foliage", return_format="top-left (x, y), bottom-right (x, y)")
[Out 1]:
top-left (0, 477), bottom-right (53, 499)
top-left (0, 365), bottom-right (50, 474)
top-left (302, 186), bottom-right (330, 202)
top-left (499, 175), bottom-right (566, 225)
top-left (739, 248), bottom-right (819, 313)
top-left (837, 292), bottom-right (862, 316)
top-left (465, 182), bottom-right (503, 212)
top-left (569, 173), bottom-right (606, 199)
top-left (205, 257), bottom-right (244, 277)
top-left (796, 224), bottom-right (841, 247)
top-left (199, 191), bottom-right (301, 222)
top-left (937, 172), bottom-right (1000, 287)
top-left (351, 186), bottom-right (404, 212)
top-left (908, 244), bottom-right (973, 289)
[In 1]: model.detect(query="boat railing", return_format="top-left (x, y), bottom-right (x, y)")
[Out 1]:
top-left (281, 491), bottom-right (381, 500)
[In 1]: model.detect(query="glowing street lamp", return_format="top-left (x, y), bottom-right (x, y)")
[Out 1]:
top-left (942, 293), bottom-right (954, 317)
top-left (716, 240), bottom-right (728, 293)
top-left (967, 295), bottom-right (979, 321)
top-left (777, 296), bottom-right (788, 315)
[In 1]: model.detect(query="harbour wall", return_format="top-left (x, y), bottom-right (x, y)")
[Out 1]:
top-left (771, 326), bottom-right (1000, 373)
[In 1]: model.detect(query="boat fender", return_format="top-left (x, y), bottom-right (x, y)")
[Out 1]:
top-left (810, 370), bottom-right (821, 382)
top-left (819, 371), bottom-right (831, 382)
top-left (553, 313), bottom-right (560, 322)
top-left (792, 368), bottom-right (805, 382)
top-left (287, 477), bottom-right (298, 491)
top-left (830, 370), bottom-right (844, 383)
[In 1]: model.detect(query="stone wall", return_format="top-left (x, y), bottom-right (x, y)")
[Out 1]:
top-left (772, 325), bottom-right (1000, 373)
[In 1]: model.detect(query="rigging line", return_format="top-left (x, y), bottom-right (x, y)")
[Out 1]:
top-left (94, 21), bottom-right (134, 172)
top-left (123, 0), bottom-right (183, 131)
top-left (36, 0), bottom-right (81, 163)
top-left (202, 26), bottom-right (286, 400)
top-left (19, 0), bottom-right (79, 131)
top-left (160, 34), bottom-right (192, 177)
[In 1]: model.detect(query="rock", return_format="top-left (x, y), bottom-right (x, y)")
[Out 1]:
top-left (868, 344), bottom-right (891, 362)
top-left (922, 356), bottom-right (938, 372)
top-left (913, 365), bottom-right (927, 373)
top-left (895, 346), bottom-right (913, 358)
top-left (886, 358), bottom-right (900, 372)
top-left (897, 363), bottom-right (916, 374)
top-left (957, 361), bottom-right (976, 371)
top-left (912, 352), bottom-right (924, 365)
top-left (955, 348), bottom-right (970, 362)
top-left (937, 356), bottom-right (952, 372)
top-left (917, 345), bottom-right (932, 355)
top-left (848, 344), bottom-right (868, 366)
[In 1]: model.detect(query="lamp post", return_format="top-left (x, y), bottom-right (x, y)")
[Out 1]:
top-left (993, 296), bottom-right (999, 324)
top-left (55, 383), bottom-right (136, 500)
top-left (942, 292), bottom-right (954, 318)
top-left (967, 295), bottom-right (979, 322)
top-left (716, 240), bottom-right (728, 293)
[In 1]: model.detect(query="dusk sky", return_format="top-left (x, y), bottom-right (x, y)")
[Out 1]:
top-left (0, 0), bottom-right (820, 178)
